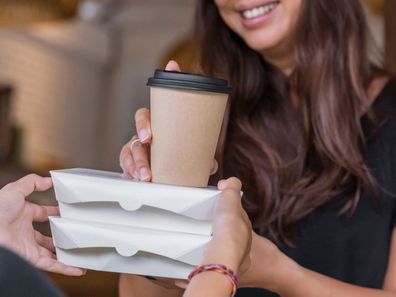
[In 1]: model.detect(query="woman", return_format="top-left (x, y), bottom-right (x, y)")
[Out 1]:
top-left (120, 0), bottom-right (396, 296)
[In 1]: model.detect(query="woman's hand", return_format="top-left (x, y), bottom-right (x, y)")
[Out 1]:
top-left (177, 177), bottom-right (252, 294)
top-left (119, 60), bottom-right (218, 181)
top-left (202, 177), bottom-right (252, 272)
top-left (0, 174), bottom-right (85, 276)
top-left (201, 178), bottom-right (290, 291)
top-left (119, 61), bottom-right (181, 181)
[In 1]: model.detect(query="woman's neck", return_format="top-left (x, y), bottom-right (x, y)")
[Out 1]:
top-left (261, 41), bottom-right (295, 76)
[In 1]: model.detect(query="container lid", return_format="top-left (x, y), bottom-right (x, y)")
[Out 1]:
top-left (147, 70), bottom-right (231, 94)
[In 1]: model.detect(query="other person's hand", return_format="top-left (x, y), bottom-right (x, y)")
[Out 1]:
top-left (0, 174), bottom-right (85, 276)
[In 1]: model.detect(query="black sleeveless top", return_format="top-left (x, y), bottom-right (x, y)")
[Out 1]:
top-left (236, 79), bottom-right (396, 296)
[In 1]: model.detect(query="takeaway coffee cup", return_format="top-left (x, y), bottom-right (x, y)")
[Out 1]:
top-left (147, 70), bottom-right (231, 187)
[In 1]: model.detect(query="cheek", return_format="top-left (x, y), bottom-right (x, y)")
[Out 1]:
top-left (214, 0), bottom-right (227, 9)
top-left (216, 5), bottom-right (241, 33)
top-left (287, 0), bottom-right (303, 27)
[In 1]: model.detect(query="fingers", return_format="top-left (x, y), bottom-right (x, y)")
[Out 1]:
top-left (131, 108), bottom-right (152, 180)
top-left (120, 137), bottom-right (151, 181)
top-left (35, 231), bottom-right (55, 252)
top-left (121, 61), bottom-right (180, 179)
top-left (131, 140), bottom-right (151, 182)
top-left (3, 175), bottom-right (52, 197)
top-left (143, 277), bottom-right (181, 290)
top-left (45, 205), bottom-right (60, 217)
top-left (165, 60), bottom-right (181, 72)
top-left (135, 108), bottom-right (152, 144)
top-left (35, 253), bottom-right (86, 276)
top-left (210, 159), bottom-right (219, 175)
top-left (30, 203), bottom-right (59, 222)
top-left (217, 177), bottom-right (242, 192)
top-left (120, 142), bottom-right (137, 178)
top-left (174, 280), bottom-right (188, 289)
top-left (214, 177), bottom-right (243, 216)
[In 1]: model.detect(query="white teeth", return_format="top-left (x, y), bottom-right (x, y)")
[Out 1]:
top-left (242, 2), bottom-right (279, 19)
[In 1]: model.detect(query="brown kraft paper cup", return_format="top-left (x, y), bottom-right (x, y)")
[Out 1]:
top-left (147, 70), bottom-right (231, 187)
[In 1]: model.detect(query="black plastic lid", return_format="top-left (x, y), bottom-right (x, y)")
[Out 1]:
top-left (147, 70), bottom-right (231, 94)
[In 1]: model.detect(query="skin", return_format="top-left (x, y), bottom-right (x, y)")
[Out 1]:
top-left (183, 178), bottom-right (252, 297)
top-left (0, 174), bottom-right (85, 276)
top-left (120, 0), bottom-right (395, 296)
top-left (214, 0), bottom-right (302, 74)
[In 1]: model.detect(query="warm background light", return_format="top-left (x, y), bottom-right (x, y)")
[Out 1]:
top-left (0, 0), bottom-right (79, 25)
top-left (367, 0), bottom-right (384, 16)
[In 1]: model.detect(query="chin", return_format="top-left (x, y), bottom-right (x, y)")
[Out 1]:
top-left (239, 29), bottom-right (287, 57)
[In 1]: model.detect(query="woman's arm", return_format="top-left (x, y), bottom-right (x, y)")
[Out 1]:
top-left (184, 178), bottom-right (251, 297)
top-left (243, 228), bottom-right (396, 297)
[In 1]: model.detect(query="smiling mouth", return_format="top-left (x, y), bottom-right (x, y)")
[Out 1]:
top-left (241, 1), bottom-right (280, 19)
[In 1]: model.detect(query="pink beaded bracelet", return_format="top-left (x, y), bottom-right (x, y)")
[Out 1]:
top-left (188, 264), bottom-right (238, 296)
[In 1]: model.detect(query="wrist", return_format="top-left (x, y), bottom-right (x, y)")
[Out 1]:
top-left (186, 270), bottom-right (234, 297)
top-left (202, 237), bottom-right (241, 272)
top-left (241, 235), bottom-right (303, 293)
top-left (268, 254), bottom-right (304, 295)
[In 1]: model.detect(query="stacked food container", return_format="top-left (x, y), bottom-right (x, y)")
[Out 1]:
top-left (49, 168), bottom-right (220, 279)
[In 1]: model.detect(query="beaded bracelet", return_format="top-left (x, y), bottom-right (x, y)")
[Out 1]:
top-left (187, 264), bottom-right (238, 296)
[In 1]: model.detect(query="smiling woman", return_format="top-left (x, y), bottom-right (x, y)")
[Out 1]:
top-left (119, 1), bottom-right (396, 297)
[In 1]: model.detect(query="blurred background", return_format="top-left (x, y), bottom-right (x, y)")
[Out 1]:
top-left (0, 0), bottom-right (394, 296)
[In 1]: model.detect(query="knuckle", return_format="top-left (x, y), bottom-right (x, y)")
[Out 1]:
top-left (228, 177), bottom-right (242, 188)
top-left (121, 144), bottom-right (130, 154)
top-left (26, 173), bottom-right (40, 180)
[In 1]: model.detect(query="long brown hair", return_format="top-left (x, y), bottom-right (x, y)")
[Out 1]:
top-left (196, 0), bottom-right (381, 244)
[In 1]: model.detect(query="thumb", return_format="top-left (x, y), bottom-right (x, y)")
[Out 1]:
top-left (165, 60), bottom-right (181, 72)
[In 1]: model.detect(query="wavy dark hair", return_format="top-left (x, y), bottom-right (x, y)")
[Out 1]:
top-left (196, 0), bottom-right (382, 244)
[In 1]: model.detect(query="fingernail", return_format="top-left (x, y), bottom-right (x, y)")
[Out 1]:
top-left (165, 60), bottom-right (174, 69)
top-left (139, 167), bottom-right (150, 181)
top-left (138, 129), bottom-right (149, 142)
